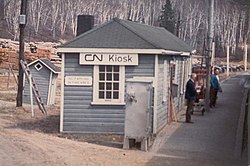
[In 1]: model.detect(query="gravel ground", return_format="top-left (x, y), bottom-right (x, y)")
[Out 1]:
top-left (0, 71), bottom-right (247, 166)
top-left (0, 100), bottom-right (155, 166)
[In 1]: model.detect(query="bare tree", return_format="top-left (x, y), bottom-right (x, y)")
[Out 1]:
top-left (4, 0), bottom-right (20, 40)
top-left (28, 0), bottom-right (45, 34)
top-left (48, 0), bottom-right (60, 38)
top-left (2, 0), bottom-right (249, 53)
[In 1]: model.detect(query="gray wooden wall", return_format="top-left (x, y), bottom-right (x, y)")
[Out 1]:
top-left (156, 56), bottom-right (169, 132)
top-left (62, 53), bottom-right (190, 134)
top-left (63, 53), bottom-right (155, 134)
top-left (23, 64), bottom-right (50, 105)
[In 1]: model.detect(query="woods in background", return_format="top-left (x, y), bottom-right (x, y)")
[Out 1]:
top-left (1, 0), bottom-right (250, 58)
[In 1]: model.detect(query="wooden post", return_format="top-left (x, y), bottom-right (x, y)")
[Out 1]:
top-left (244, 44), bottom-right (248, 71)
top-left (7, 50), bottom-right (10, 89)
top-left (9, 64), bottom-right (18, 85)
top-left (211, 42), bottom-right (215, 67)
top-left (7, 65), bottom-right (10, 89)
top-left (16, 0), bottom-right (28, 107)
top-left (227, 45), bottom-right (230, 77)
top-left (29, 75), bottom-right (34, 117)
top-left (204, 0), bottom-right (214, 112)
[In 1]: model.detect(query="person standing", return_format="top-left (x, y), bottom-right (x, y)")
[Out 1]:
top-left (185, 73), bottom-right (197, 123)
top-left (210, 68), bottom-right (221, 108)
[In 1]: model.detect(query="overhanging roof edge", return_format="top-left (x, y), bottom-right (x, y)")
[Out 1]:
top-left (28, 59), bottom-right (60, 73)
top-left (57, 48), bottom-right (166, 54)
top-left (57, 47), bottom-right (192, 57)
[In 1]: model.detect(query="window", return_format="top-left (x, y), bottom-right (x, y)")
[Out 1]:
top-left (92, 65), bottom-right (125, 105)
top-left (35, 63), bottom-right (43, 71)
top-left (180, 61), bottom-right (185, 94)
top-left (162, 60), bottom-right (168, 102)
top-left (170, 61), bottom-right (178, 82)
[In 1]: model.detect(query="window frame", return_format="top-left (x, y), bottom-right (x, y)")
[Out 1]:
top-left (171, 60), bottom-right (178, 83)
top-left (34, 62), bottom-right (43, 71)
top-left (92, 65), bottom-right (125, 105)
top-left (162, 60), bottom-right (168, 103)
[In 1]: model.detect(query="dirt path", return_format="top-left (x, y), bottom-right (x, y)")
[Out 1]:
top-left (0, 101), bottom-right (153, 166)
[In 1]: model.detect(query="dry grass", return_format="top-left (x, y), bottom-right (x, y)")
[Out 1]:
top-left (0, 72), bottom-right (124, 148)
top-left (0, 91), bottom-right (16, 101)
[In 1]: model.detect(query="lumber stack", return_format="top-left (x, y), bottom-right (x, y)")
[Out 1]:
top-left (25, 48), bottom-right (51, 63)
top-left (0, 47), bottom-right (51, 70)
top-left (0, 48), bottom-right (18, 70)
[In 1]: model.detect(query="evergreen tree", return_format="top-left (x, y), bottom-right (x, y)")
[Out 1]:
top-left (159, 0), bottom-right (175, 34)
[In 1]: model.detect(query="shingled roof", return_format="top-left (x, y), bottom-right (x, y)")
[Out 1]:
top-left (28, 58), bottom-right (60, 73)
top-left (59, 18), bottom-right (193, 53)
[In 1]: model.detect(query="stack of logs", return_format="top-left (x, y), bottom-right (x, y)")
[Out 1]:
top-left (25, 48), bottom-right (51, 63)
top-left (0, 47), bottom-right (17, 70)
top-left (0, 47), bottom-right (51, 70)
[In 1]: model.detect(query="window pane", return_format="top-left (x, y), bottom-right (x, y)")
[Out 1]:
top-left (114, 74), bottom-right (119, 81)
top-left (114, 66), bottom-right (119, 72)
top-left (106, 91), bottom-right (112, 99)
top-left (106, 83), bottom-right (112, 90)
top-left (99, 83), bottom-right (105, 90)
top-left (99, 73), bottom-right (105, 80)
top-left (99, 65), bottom-right (105, 72)
top-left (99, 91), bottom-right (104, 99)
top-left (106, 73), bottom-right (112, 81)
top-left (107, 66), bottom-right (112, 72)
top-left (113, 83), bottom-right (119, 90)
top-left (35, 63), bottom-right (42, 70)
top-left (172, 64), bottom-right (176, 79)
top-left (113, 92), bottom-right (119, 99)
top-left (97, 65), bottom-right (122, 101)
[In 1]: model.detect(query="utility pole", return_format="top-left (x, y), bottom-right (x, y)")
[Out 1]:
top-left (204, 0), bottom-right (214, 112)
top-left (16, 0), bottom-right (28, 107)
top-left (211, 42), bottom-right (215, 67)
top-left (0, 0), bottom-right (4, 20)
top-left (245, 43), bottom-right (248, 71)
top-left (227, 45), bottom-right (230, 76)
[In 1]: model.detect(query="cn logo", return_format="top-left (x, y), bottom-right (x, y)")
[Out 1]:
top-left (84, 54), bottom-right (103, 62)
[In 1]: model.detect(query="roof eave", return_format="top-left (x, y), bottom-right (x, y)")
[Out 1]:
top-left (57, 47), bottom-right (191, 56)
top-left (28, 59), bottom-right (60, 74)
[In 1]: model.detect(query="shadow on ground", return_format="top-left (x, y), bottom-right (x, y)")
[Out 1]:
top-left (6, 113), bottom-right (124, 148)
top-left (7, 114), bottom-right (60, 134)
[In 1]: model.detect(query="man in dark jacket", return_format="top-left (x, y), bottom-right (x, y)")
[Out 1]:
top-left (185, 73), bottom-right (197, 123)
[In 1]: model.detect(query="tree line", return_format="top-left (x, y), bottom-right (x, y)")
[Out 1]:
top-left (2, 0), bottom-right (250, 57)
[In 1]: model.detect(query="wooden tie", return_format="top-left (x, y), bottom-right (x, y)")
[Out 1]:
top-left (20, 60), bottom-right (47, 114)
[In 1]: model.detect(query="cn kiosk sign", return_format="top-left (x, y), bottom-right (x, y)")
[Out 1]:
top-left (80, 53), bottom-right (138, 65)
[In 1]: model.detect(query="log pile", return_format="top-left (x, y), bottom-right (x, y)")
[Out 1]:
top-left (0, 48), bottom-right (18, 70)
top-left (0, 47), bottom-right (51, 70)
top-left (25, 48), bottom-right (51, 63)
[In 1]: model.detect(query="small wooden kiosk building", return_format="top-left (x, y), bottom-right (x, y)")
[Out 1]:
top-left (57, 18), bottom-right (193, 134)
top-left (23, 58), bottom-right (60, 106)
